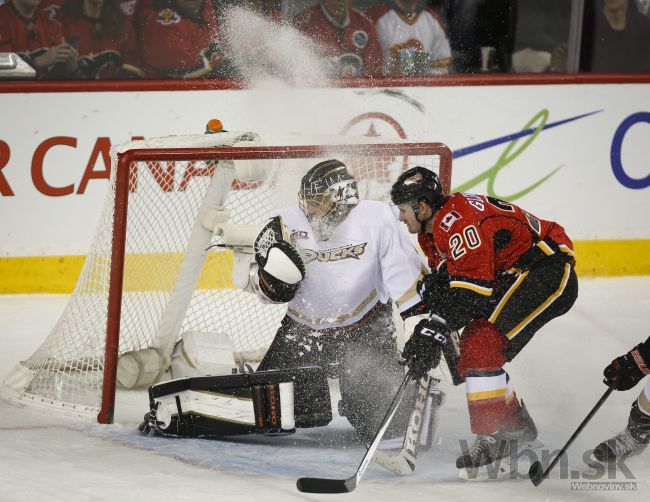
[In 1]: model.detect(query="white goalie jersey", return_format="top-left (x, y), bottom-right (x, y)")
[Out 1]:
top-left (255, 200), bottom-right (428, 330)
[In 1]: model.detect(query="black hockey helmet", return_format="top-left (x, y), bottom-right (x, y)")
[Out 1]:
top-left (390, 166), bottom-right (445, 213)
top-left (298, 159), bottom-right (359, 240)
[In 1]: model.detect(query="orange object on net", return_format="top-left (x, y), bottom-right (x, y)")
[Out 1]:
top-left (205, 118), bottom-right (223, 134)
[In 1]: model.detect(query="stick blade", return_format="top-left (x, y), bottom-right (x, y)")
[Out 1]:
top-left (296, 477), bottom-right (356, 494)
top-left (528, 461), bottom-right (545, 486)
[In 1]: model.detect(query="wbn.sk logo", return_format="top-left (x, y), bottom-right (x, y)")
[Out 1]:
top-left (458, 439), bottom-right (637, 482)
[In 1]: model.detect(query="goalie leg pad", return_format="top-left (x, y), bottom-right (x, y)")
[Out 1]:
top-left (140, 366), bottom-right (331, 438)
top-left (117, 348), bottom-right (169, 389)
top-left (170, 331), bottom-right (236, 379)
top-left (257, 320), bottom-right (334, 427)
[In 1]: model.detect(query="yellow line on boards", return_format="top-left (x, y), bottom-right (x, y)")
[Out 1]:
top-left (1, 251), bottom-right (235, 294)
top-left (573, 239), bottom-right (650, 277)
top-left (1, 239), bottom-right (649, 294)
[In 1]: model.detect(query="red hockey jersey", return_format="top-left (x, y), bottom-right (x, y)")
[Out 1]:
top-left (293, 3), bottom-right (383, 77)
top-left (139, 1), bottom-right (221, 77)
top-left (55, 8), bottom-right (140, 76)
top-left (0, 3), bottom-right (65, 66)
top-left (419, 193), bottom-right (573, 292)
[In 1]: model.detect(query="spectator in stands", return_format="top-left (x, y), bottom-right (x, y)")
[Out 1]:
top-left (239, 0), bottom-right (282, 22)
top-left (580, 0), bottom-right (650, 72)
top-left (511, 0), bottom-right (571, 72)
top-left (635, 0), bottom-right (650, 17)
top-left (119, 0), bottom-right (138, 17)
top-left (367, 0), bottom-right (452, 76)
top-left (56, 0), bottom-right (144, 78)
top-left (139, 0), bottom-right (224, 78)
top-left (0, 0), bottom-right (78, 77)
top-left (293, 0), bottom-right (384, 78)
top-left (442, 0), bottom-right (516, 73)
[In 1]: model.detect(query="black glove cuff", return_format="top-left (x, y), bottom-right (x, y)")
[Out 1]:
top-left (638, 338), bottom-right (650, 363)
top-left (631, 345), bottom-right (650, 376)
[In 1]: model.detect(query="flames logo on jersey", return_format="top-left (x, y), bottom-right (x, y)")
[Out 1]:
top-left (300, 243), bottom-right (367, 264)
top-left (439, 210), bottom-right (461, 232)
top-left (157, 8), bottom-right (181, 25)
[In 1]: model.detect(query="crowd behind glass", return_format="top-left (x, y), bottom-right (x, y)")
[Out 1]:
top-left (1, 0), bottom-right (649, 80)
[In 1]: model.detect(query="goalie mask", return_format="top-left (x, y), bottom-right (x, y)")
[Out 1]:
top-left (298, 160), bottom-right (359, 240)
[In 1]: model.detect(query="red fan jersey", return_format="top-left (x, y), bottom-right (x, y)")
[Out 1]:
top-left (139, 0), bottom-right (221, 77)
top-left (293, 2), bottom-right (383, 77)
top-left (419, 193), bottom-right (573, 293)
top-left (0, 2), bottom-right (65, 64)
top-left (55, 10), bottom-right (140, 68)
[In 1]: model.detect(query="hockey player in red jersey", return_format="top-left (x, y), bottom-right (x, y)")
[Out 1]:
top-left (139, 0), bottom-right (223, 78)
top-left (293, 0), bottom-right (384, 78)
top-left (593, 336), bottom-right (650, 462)
top-left (0, 0), bottom-right (78, 77)
top-left (390, 166), bottom-right (578, 477)
top-left (366, 0), bottom-right (451, 76)
top-left (55, 0), bottom-right (144, 78)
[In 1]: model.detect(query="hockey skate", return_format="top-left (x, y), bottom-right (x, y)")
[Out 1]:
top-left (138, 401), bottom-right (181, 437)
top-left (593, 402), bottom-right (650, 463)
top-left (138, 411), bottom-right (165, 437)
top-left (457, 401), bottom-right (540, 481)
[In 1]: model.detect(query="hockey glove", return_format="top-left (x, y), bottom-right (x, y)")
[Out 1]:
top-left (604, 340), bottom-right (650, 391)
top-left (256, 240), bottom-right (305, 303)
top-left (416, 262), bottom-right (449, 307)
top-left (402, 315), bottom-right (450, 379)
top-left (77, 50), bottom-right (122, 79)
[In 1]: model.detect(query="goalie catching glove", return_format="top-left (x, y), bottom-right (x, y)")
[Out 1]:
top-left (254, 217), bottom-right (305, 303)
top-left (402, 315), bottom-right (451, 379)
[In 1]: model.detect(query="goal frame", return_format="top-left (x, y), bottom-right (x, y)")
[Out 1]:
top-left (100, 142), bottom-right (452, 423)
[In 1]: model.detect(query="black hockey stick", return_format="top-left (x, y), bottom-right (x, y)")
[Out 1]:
top-left (529, 386), bottom-right (614, 486)
top-left (296, 370), bottom-right (415, 494)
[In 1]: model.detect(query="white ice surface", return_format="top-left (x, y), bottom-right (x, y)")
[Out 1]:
top-left (1, 277), bottom-right (650, 501)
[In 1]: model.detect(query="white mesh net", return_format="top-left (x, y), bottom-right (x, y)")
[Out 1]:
top-left (2, 132), bottom-right (451, 422)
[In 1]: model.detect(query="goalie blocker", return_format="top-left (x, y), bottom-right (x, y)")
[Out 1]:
top-left (139, 366), bottom-right (332, 438)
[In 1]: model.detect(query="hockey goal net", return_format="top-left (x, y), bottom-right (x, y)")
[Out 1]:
top-left (2, 132), bottom-right (452, 423)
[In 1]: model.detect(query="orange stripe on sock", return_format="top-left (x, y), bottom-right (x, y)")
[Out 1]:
top-left (467, 388), bottom-right (506, 401)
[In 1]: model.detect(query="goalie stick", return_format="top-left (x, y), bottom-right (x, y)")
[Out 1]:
top-left (372, 330), bottom-right (460, 475)
top-left (373, 375), bottom-right (444, 475)
top-left (296, 370), bottom-right (415, 494)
